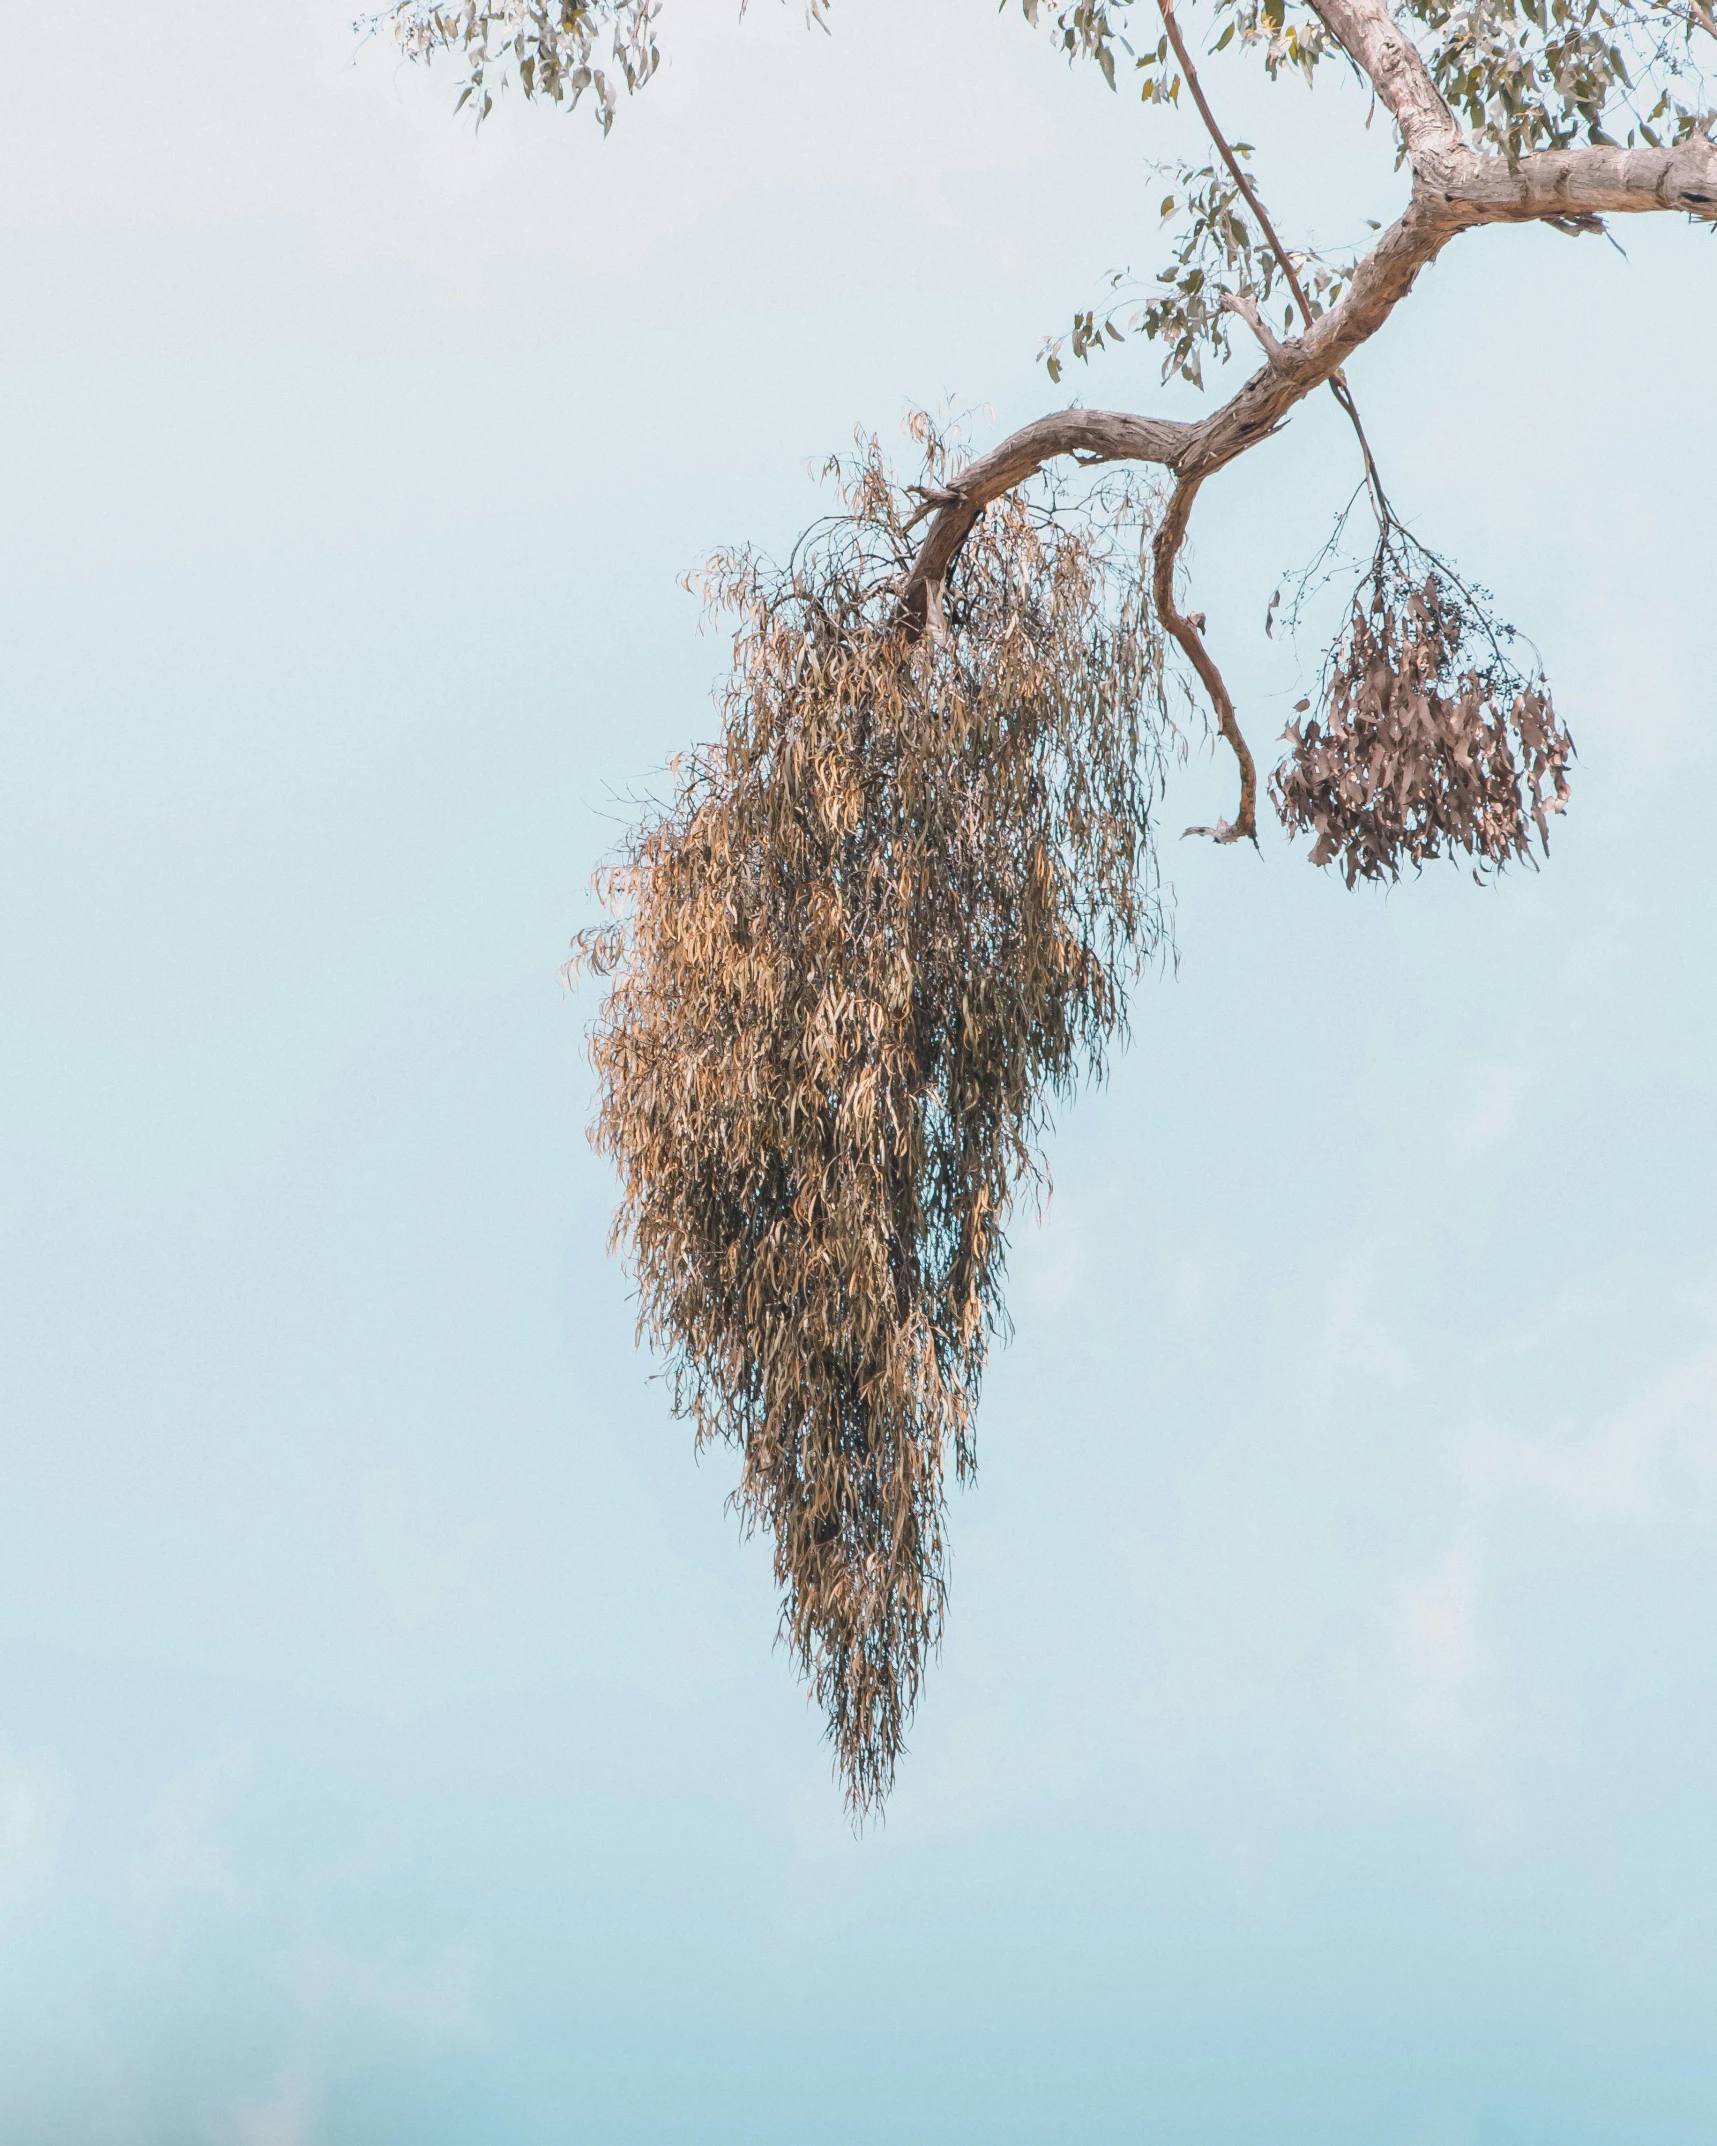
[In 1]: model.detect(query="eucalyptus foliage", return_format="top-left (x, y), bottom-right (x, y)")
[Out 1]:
top-left (1034, 0), bottom-right (1712, 379)
top-left (378, 0), bottom-right (664, 127)
top-left (380, 0), bottom-right (1714, 1812)
top-left (574, 427), bottom-right (1171, 1813)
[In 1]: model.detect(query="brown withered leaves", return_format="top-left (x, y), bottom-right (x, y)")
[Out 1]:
top-left (1271, 537), bottom-right (1574, 886)
top-left (573, 421), bottom-right (1172, 1816)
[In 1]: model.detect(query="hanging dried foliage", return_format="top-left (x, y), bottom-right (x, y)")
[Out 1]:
top-left (573, 421), bottom-right (1173, 1815)
top-left (1271, 530), bottom-right (1574, 886)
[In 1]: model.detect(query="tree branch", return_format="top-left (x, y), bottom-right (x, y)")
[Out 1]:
top-left (900, 409), bottom-right (1194, 623)
top-left (1157, 0), bottom-right (1398, 808)
top-left (899, 0), bottom-right (1716, 832)
top-left (1157, 0), bottom-right (1396, 516)
top-left (1153, 475), bottom-right (1258, 844)
top-left (1310, 0), bottom-right (1717, 219)
top-left (1159, 0), bottom-right (1321, 327)
top-left (1438, 136), bottom-right (1717, 222)
top-left (1304, 0), bottom-right (1465, 163)
top-left (902, 188), bottom-right (1453, 593)
top-left (1154, 0), bottom-right (1363, 825)
top-left (899, 192), bottom-right (1455, 839)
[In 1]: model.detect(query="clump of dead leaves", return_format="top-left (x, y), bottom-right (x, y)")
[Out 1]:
top-left (1272, 534), bottom-right (1574, 886)
top-left (573, 420), bottom-right (1172, 1816)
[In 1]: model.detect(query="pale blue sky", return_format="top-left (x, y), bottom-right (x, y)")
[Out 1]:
top-left (1, 4), bottom-right (1714, 2140)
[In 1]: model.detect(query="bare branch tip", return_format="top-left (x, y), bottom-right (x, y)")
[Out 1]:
top-left (1180, 817), bottom-right (1259, 847)
top-left (1219, 290), bottom-right (1293, 367)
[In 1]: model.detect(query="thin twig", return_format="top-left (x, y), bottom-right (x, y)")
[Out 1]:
top-left (1157, 0), bottom-right (1392, 523)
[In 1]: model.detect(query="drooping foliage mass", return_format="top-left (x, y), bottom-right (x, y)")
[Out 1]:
top-left (573, 425), bottom-right (1173, 1813)
top-left (1271, 531), bottom-right (1574, 885)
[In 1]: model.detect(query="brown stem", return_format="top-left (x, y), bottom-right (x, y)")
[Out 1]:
top-left (1158, 0), bottom-right (1391, 520)
top-left (1156, 0), bottom-right (1385, 823)
top-left (1158, 0), bottom-right (1317, 324)
top-left (1152, 476), bottom-right (1257, 844)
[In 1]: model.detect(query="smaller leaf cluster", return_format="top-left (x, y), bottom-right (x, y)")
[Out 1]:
top-left (1403, 0), bottom-right (1715, 163)
top-left (1045, 158), bottom-right (1350, 386)
top-left (1211, 0), bottom-right (1335, 85)
top-left (378, 0), bottom-right (662, 128)
top-left (1019, 0), bottom-right (1332, 93)
top-left (1272, 534), bottom-right (1574, 885)
top-left (1137, 0), bottom-right (1336, 97)
top-left (1019, 0), bottom-right (1135, 87)
top-left (1023, 0), bottom-right (1711, 157)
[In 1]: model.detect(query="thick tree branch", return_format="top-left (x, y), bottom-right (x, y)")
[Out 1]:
top-left (902, 183), bottom-right (1452, 591)
top-left (1305, 0), bottom-right (1465, 160)
top-left (900, 409), bottom-right (1194, 621)
top-left (898, 192), bottom-right (1457, 846)
top-left (1311, 0), bottom-right (1717, 218)
top-left (1438, 136), bottom-right (1717, 221)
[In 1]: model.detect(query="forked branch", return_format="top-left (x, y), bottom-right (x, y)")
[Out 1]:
top-left (900, 0), bottom-right (1716, 827)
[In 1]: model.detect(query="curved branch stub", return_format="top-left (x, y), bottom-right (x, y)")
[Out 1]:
top-left (1152, 477), bottom-right (1258, 845)
top-left (1220, 290), bottom-right (1292, 368)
